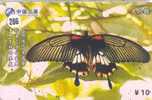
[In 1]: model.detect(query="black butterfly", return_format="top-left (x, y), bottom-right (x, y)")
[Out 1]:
top-left (26, 31), bottom-right (150, 89)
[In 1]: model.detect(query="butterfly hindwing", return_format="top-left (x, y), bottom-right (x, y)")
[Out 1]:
top-left (102, 34), bottom-right (150, 63)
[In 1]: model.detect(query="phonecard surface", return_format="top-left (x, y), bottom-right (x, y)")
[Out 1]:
top-left (0, 1), bottom-right (152, 100)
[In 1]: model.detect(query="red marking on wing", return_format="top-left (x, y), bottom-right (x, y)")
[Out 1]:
top-left (93, 35), bottom-right (103, 40)
top-left (71, 35), bottom-right (81, 40)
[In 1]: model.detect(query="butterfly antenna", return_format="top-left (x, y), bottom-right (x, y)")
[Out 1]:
top-left (74, 71), bottom-right (80, 86)
top-left (107, 75), bottom-right (112, 89)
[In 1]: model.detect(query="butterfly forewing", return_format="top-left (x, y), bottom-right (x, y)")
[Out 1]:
top-left (26, 34), bottom-right (79, 62)
top-left (26, 33), bottom-right (150, 63)
top-left (102, 34), bottom-right (150, 63)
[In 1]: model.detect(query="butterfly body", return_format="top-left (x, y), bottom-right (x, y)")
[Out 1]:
top-left (68, 33), bottom-right (113, 75)
top-left (26, 31), bottom-right (150, 89)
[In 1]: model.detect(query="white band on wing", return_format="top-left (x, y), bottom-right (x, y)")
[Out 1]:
top-left (93, 51), bottom-right (111, 66)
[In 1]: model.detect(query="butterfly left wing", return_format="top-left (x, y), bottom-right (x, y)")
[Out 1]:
top-left (26, 34), bottom-right (79, 62)
top-left (26, 34), bottom-right (90, 87)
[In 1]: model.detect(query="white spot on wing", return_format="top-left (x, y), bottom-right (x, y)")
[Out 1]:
top-left (83, 72), bottom-right (88, 76)
top-left (72, 55), bottom-right (77, 64)
top-left (78, 72), bottom-right (83, 76)
top-left (77, 54), bottom-right (81, 63)
top-left (99, 55), bottom-right (105, 65)
top-left (103, 73), bottom-right (107, 78)
top-left (80, 54), bottom-right (84, 62)
top-left (105, 56), bottom-right (111, 64)
top-left (96, 54), bottom-right (100, 63)
top-left (103, 56), bottom-right (110, 66)
top-left (99, 51), bottom-right (104, 55)
top-left (96, 72), bottom-right (101, 77)
top-left (93, 51), bottom-right (111, 66)
top-left (72, 70), bottom-right (77, 74)
top-left (65, 66), bottom-right (70, 70)
top-left (76, 50), bottom-right (80, 54)
top-left (93, 56), bottom-right (96, 64)
top-left (72, 52), bottom-right (86, 64)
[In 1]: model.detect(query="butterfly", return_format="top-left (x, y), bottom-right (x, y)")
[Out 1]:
top-left (26, 31), bottom-right (150, 89)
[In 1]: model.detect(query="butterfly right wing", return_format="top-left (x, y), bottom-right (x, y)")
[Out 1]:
top-left (26, 34), bottom-right (79, 62)
top-left (102, 34), bottom-right (150, 63)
